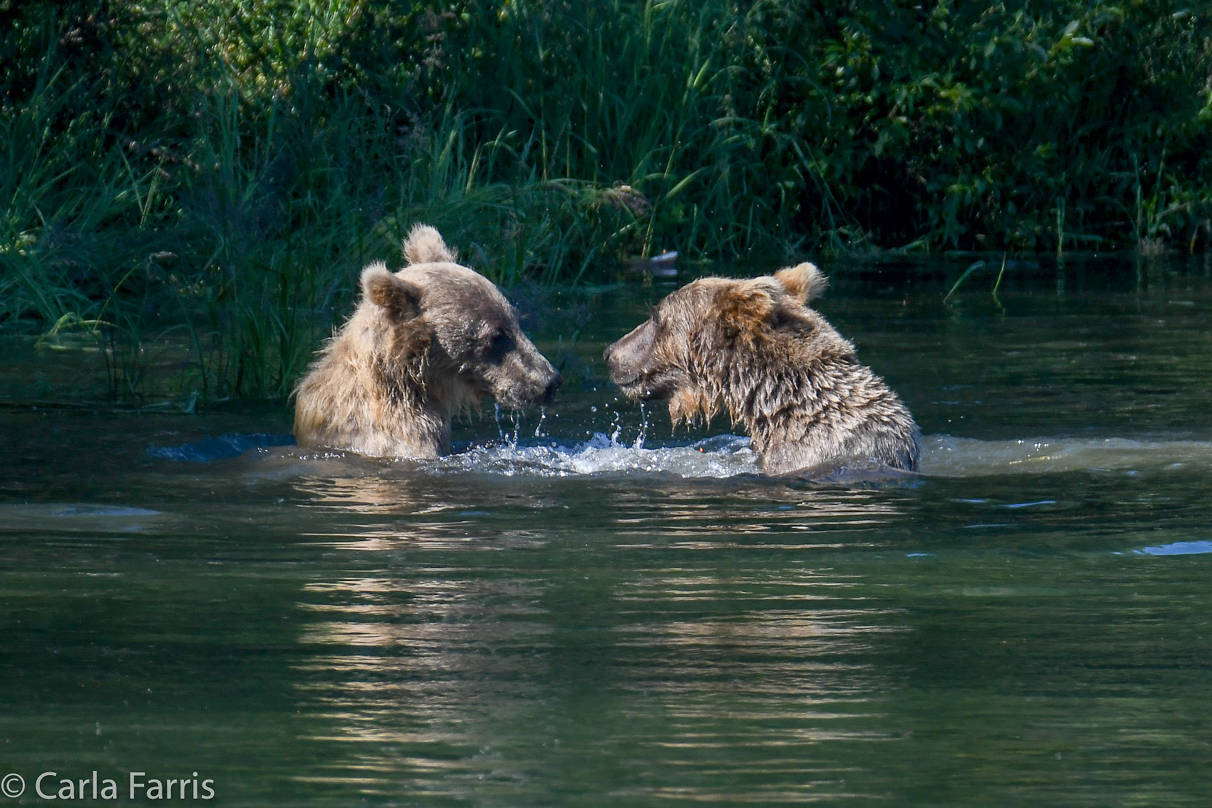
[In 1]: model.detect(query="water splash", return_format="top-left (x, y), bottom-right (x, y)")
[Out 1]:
top-left (608, 407), bottom-right (624, 446)
top-left (427, 432), bottom-right (757, 479)
top-left (492, 404), bottom-right (523, 448)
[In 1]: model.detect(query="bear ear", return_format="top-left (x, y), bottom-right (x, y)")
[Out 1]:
top-left (402, 224), bottom-right (457, 265)
top-left (774, 262), bottom-right (827, 304)
top-left (361, 263), bottom-right (422, 321)
top-left (717, 284), bottom-right (775, 339)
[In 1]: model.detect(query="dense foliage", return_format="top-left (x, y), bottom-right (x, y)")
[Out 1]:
top-left (2, 0), bottom-right (1209, 400)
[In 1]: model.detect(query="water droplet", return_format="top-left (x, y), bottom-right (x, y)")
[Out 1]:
top-left (634, 402), bottom-right (649, 449)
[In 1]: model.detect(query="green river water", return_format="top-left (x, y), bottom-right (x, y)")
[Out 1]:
top-left (1, 257), bottom-right (1210, 806)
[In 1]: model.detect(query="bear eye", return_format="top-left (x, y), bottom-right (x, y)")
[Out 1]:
top-left (484, 328), bottom-right (516, 362)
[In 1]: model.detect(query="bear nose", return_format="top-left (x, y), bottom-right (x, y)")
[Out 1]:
top-left (543, 372), bottom-right (562, 404)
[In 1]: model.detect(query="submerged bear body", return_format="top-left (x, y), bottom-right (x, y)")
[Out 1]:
top-left (294, 225), bottom-right (560, 458)
top-left (604, 263), bottom-right (919, 476)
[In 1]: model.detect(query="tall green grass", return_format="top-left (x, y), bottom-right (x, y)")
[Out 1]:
top-left (1, 0), bottom-right (1209, 403)
top-left (0, 27), bottom-right (649, 402)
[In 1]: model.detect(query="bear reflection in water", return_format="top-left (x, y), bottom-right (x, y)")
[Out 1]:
top-left (294, 225), bottom-right (561, 458)
top-left (605, 263), bottom-right (920, 476)
top-left (288, 471), bottom-right (906, 793)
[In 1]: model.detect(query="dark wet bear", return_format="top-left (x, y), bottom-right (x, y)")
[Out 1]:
top-left (604, 263), bottom-right (919, 475)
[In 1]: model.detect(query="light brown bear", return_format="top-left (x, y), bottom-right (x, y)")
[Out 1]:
top-left (294, 225), bottom-right (560, 458)
top-left (604, 263), bottom-right (920, 475)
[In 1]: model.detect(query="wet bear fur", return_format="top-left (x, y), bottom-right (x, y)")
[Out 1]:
top-left (294, 225), bottom-right (560, 458)
top-left (604, 263), bottom-right (920, 475)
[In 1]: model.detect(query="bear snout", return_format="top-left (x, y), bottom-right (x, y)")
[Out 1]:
top-left (603, 347), bottom-right (643, 390)
top-left (492, 346), bottom-right (561, 409)
top-left (523, 345), bottom-right (561, 402)
top-left (541, 371), bottom-right (562, 405)
top-left (604, 319), bottom-right (655, 388)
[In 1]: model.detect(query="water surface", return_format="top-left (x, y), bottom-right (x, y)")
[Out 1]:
top-left (2, 257), bottom-right (1211, 806)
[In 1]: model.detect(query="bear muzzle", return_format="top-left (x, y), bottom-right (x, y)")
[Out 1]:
top-left (537, 370), bottom-right (562, 405)
top-left (490, 348), bottom-right (561, 410)
top-left (604, 319), bottom-right (657, 392)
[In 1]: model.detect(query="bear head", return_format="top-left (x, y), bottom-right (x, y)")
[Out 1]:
top-left (603, 263), bottom-right (843, 424)
top-left (360, 225), bottom-right (561, 412)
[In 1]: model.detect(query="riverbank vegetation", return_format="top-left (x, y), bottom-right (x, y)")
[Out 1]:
top-left (2, 0), bottom-right (1210, 402)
